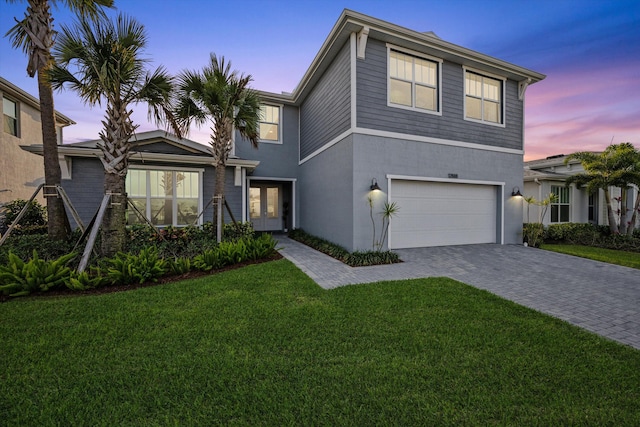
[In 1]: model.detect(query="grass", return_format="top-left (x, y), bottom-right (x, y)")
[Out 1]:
top-left (1, 259), bottom-right (639, 425)
top-left (542, 243), bottom-right (640, 269)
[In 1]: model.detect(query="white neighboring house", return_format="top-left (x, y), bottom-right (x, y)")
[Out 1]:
top-left (523, 154), bottom-right (639, 228)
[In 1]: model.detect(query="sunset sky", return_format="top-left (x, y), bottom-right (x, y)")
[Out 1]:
top-left (1, 0), bottom-right (638, 161)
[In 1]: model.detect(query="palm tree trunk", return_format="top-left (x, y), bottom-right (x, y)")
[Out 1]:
top-left (213, 159), bottom-right (226, 232)
top-left (99, 103), bottom-right (134, 256)
top-left (627, 188), bottom-right (640, 236)
top-left (38, 64), bottom-right (69, 240)
top-left (102, 172), bottom-right (126, 257)
top-left (604, 189), bottom-right (619, 234)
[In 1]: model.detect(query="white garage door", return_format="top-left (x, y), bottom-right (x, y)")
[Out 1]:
top-left (390, 180), bottom-right (497, 248)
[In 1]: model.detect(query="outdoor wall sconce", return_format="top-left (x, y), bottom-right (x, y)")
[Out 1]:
top-left (511, 186), bottom-right (523, 197)
top-left (370, 178), bottom-right (381, 191)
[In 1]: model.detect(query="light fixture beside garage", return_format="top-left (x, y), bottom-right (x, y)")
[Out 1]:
top-left (370, 178), bottom-right (381, 192)
top-left (511, 186), bottom-right (523, 197)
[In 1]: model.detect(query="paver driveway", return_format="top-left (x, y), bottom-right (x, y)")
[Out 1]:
top-left (276, 236), bottom-right (640, 350)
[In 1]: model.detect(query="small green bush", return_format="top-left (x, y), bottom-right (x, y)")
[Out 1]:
top-left (166, 257), bottom-right (192, 275)
top-left (523, 223), bottom-right (545, 248)
top-left (346, 250), bottom-right (401, 267)
top-left (0, 233), bottom-right (77, 264)
top-left (222, 222), bottom-right (255, 241)
top-left (67, 267), bottom-right (108, 291)
top-left (104, 247), bottom-right (166, 285)
top-left (0, 250), bottom-right (76, 297)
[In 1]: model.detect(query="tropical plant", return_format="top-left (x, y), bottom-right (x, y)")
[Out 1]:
top-left (368, 197), bottom-right (399, 250)
top-left (174, 54), bottom-right (261, 237)
top-left (0, 249), bottom-right (75, 296)
top-left (48, 13), bottom-right (182, 256)
top-left (5, 0), bottom-right (113, 240)
top-left (104, 247), bottom-right (166, 285)
top-left (565, 143), bottom-right (640, 235)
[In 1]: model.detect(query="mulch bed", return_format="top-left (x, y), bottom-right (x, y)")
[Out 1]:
top-left (0, 252), bottom-right (283, 303)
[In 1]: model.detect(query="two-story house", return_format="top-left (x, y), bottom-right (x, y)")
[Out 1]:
top-left (22, 10), bottom-right (544, 250)
top-left (1, 76), bottom-right (75, 204)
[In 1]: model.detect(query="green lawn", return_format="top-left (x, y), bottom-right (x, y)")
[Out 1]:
top-left (542, 244), bottom-right (640, 269)
top-left (1, 259), bottom-right (639, 425)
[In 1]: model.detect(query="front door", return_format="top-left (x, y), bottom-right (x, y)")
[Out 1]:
top-left (249, 184), bottom-right (281, 231)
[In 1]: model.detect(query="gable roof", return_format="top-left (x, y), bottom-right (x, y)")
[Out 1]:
top-left (260, 9), bottom-right (546, 104)
top-left (21, 129), bottom-right (260, 169)
top-left (0, 76), bottom-right (75, 126)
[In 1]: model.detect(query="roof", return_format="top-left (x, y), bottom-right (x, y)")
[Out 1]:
top-left (260, 9), bottom-right (546, 105)
top-left (0, 76), bottom-right (75, 126)
top-left (21, 129), bottom-right (260, 170)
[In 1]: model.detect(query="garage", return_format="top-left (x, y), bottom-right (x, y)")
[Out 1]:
top-left (389, 179), bottom-right (499, 248)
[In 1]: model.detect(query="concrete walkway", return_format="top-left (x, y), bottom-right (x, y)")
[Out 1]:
top-left (276, 236), bottom-right (640, 350)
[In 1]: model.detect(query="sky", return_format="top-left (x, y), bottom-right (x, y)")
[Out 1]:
top-left (0, 0), bottom-right (638, 161)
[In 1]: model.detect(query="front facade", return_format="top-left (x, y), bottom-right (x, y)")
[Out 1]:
top-left (238, 10), bottom-right (544, 250)
top-left (523, 155), bottom-right (639, 227)
top-left (1, 77), bottom-right (74, 204)
top-left (22, 10), bottom-right (544, 250)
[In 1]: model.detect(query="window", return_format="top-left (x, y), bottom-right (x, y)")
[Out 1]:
top-left (126, 168), bottom-right (201, 227)
top-left (551, 185), bottom-right (570, 223)
top-left (259, 105), bottom-right (280, 143)
top-left (388, 48), bottom-right (440, 113)
top-left (465, 70), bottom-right (503, 125)
top-left (3, 96), bottom-right (18, 136)
top-left (588, 192), bottom-right (598, 223)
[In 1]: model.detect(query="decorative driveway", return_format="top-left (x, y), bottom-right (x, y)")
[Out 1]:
top-left (276, 236), bottom-right (640, 350)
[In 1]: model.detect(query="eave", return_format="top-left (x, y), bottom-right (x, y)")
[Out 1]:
top-left (0, 76), bottom-right (75, 127)
top-left (20, 144), bottom-right (260, 170)
top-left (275, 9), bottom-right (545, 106)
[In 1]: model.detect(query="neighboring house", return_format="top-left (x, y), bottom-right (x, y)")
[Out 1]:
top-left (1, 76), bottom-right (74, 204)
top-left (22, 10), bottom-right (545, 250)
top-left (523, 154), bottom-right (638, 227)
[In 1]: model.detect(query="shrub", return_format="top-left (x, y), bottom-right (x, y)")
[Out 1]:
top-left (223, 222), bottom-right (255, 241)
top-left (67, 267), bottom-right (108, 291)
top-left (104, 247), bottom-right (166, 285)
top-left (346, 250), bottom-right (401, 267)
top-left (193, 235), bottom-right (277, 271)
top-left (165, 257), bottom-right (192, 275)
top-left (0, 233), bottom-right (78, 264)
top-left (289, 228), bottom-right (400, 266)
top-left (523, 223), bottom-right (544, 248)
top-left (0, 250), bottom-right (76, 297)
top-left (1, 199), bottom-right (47, 229)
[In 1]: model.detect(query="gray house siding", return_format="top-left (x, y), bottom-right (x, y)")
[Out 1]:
top-left (299, 40), bottom-right (351, 161)
top-left (298, 134), bottom-right (354, 250)
top-left (62, 158), bottom-right (241, 228)
top-left (350, 133), bottom-right (523, 250)
top-left (236, 104), bottom-right (299, 178)
top-left (356, 38), bottom-right (523, 151)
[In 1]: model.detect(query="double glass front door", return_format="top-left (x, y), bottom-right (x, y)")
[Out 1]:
top-left (249, 184), bottom-right (281, 231)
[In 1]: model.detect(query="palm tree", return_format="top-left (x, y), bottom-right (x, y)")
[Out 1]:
top-left (565, 143), bottom-right (640, 235)
top-left (48, 14), bottom-right (181, 256)
top-left (5, 0), bottom-right (113, 240)
top-left (174, 54), bottom-right (261, 235)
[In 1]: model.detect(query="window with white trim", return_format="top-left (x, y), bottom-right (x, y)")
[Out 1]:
top-left (3, 96), bottom-right (18, 136)
top-left (550, 185), bottom-right (570, 223)
top-left (465, 70), bottom-right (503, 125)
top-left (126, 168), bottom-right (202, 227)
top-left (388, 49), bottom-right (440, 113)
top-left (259, 104), bottom-right (280, 143)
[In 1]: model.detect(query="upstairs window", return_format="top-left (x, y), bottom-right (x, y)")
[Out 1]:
top-left (465, 70), bottom-right (504, 125)
top-left (259, 104), bottom-right (280, 143)
top-left (388, 48), bottom-right (440, 114)
top-left (550, 185), bottom-right (570, 223)
top-left (3, 96), bottom-right (18, 136)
